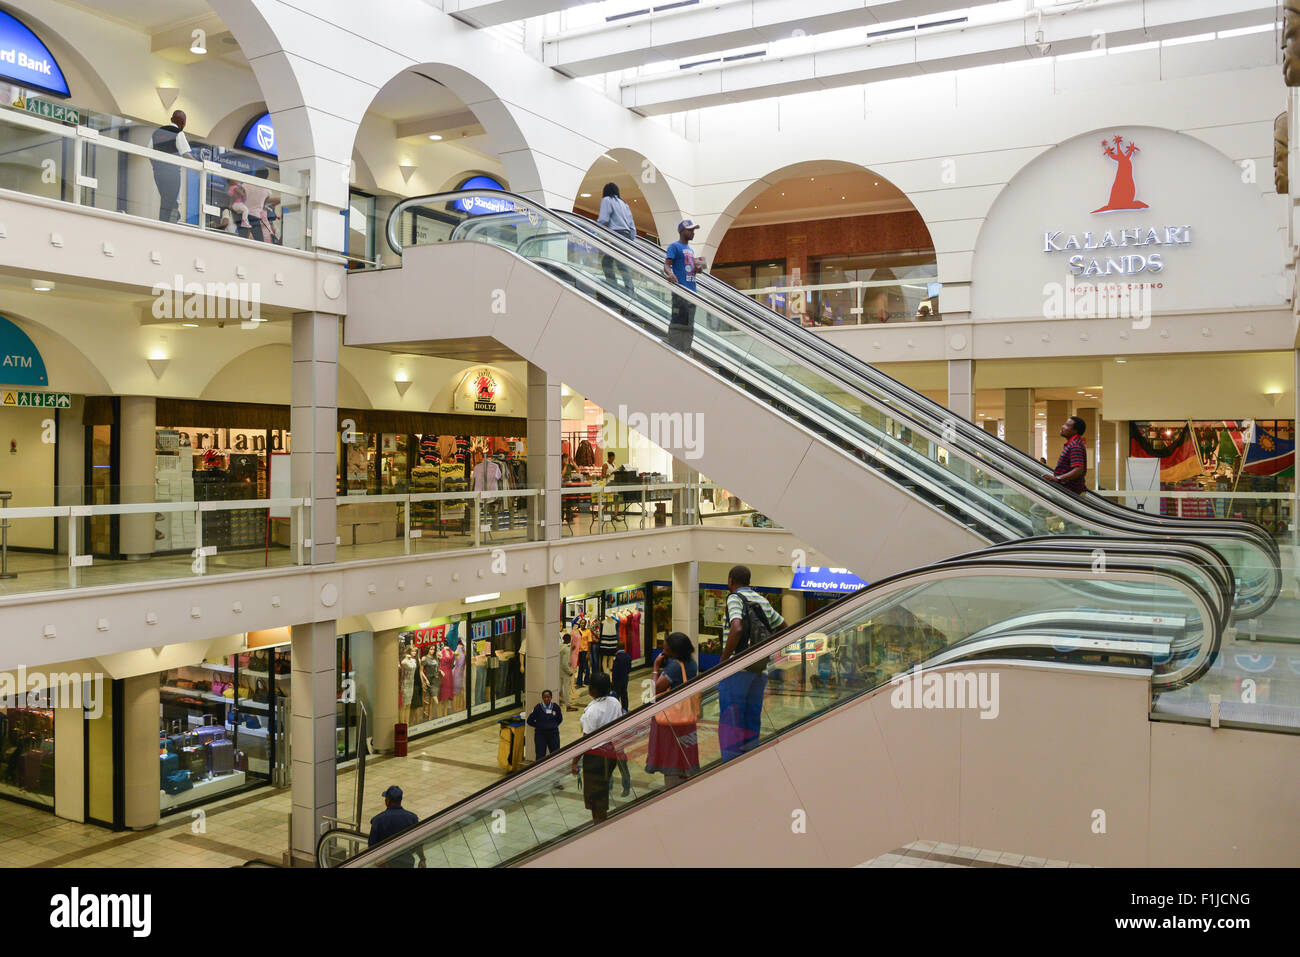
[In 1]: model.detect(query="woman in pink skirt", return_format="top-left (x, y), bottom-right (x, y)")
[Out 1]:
top-left (644, 632), bottom-right (699, 788)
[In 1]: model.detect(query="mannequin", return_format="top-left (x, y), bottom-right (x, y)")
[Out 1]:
top-left (399, 647), bottom-right (417, 725)
top-left (452, 643), bottom-right (466, 712)
top-left (419, 647), bottom-right (440, 722)
top-left (438, 643), bottom-right (455, 715)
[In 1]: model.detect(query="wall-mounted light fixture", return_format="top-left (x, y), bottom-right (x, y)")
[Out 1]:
top-left (464, 593), bottom-right (500, 604)
top-left (147, 346), bottom-right (170, 380)
top-left (399, 164), bottom-right (418, 184)
top-left (394, 371), bottom-right (412, 398)
top-left (1264, 389), bottom-right (1285, 408)
top-left (156, 87), bottom-right (180, 111)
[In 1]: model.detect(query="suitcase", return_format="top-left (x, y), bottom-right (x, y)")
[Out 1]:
top-left (194, 719), bottom-right (226, 745)
top-left (234, 750), bottom-right (248, 772)
top-left (160, 752), bottom-right (179, 786)
top-left (163, 770), bottom-right (192, 795)
top-left (208, 738), bottom-right (234, 774)
top-left (181, 746), bottom-right (207, 777)
top-left (18, 750), bottom-right (43, 790)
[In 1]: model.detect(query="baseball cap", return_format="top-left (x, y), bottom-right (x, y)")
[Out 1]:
top-left (677, 219), bottom-right (698, 232)
top-left (382, 785), bottom-right (403, 801)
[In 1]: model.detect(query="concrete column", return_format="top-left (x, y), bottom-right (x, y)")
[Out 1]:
top-left (291, 313), bottom-right (340, 565)
top-left (672, 561), bottom-right (699, 640)
top-left (525, 583), bottom-right (561, 714)
top-left (290, 620), bottom-right (337, 864)
top-left (371, 627), bottom-right (399, 752)
top-left (671, 457), bottom-right (700, 525)
top-left (981, 419), bottom-right (999, 436)
top-left (1098, 420), bottom-right (1119, 490)
top-left (119, 396), bottom-right (156, 559)
top-left (781, 590), bottom-right (804, 625)
top-left (53, 705), bottom-right (85, 823)
top-left (56, 396), bottom-right (85, 555)
top-left (1045, 400), bottom-right (1071, 466)
top-left (122, 674), bottom-right (160, 830)
top-left (527, 363), bottom-right (561, 541)
top-left (946, 359), bottom-right (975, 422)
top-left (1076, 408), bottom-right (1099, 488)
top-left (1004, 389), bottom-right (1036, 456)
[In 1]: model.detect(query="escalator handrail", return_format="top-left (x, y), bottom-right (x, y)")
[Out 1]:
top-left (552, 209), bottom-right (1280, 567)
top-left (337, 544), bottom-right (1218, 868)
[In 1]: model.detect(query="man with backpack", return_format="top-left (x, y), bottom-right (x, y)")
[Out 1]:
top-left (718, 564), bottom-right (784, 763)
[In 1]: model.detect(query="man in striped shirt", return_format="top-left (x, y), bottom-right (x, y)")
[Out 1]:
top-left (1045, 416), bottom-right (1088, 494)
top-left (719, 565), bottom-right (785, 762)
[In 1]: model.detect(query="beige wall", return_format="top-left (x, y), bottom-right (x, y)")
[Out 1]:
top-left (1104, 352), bottom-right (1293, 421)
top-left (86, 683), bottom-right (114, 824)
top-left (0, 406), bottom-right (55, 547)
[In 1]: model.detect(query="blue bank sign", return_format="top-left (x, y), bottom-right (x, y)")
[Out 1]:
top-left (0, 10), bottom-right (69, 98)
top-left (0, 315), bottom-right (48, 387)
top-left (453, 175), bottom-right (513, 215)
top-left (238, 112), bottom-right (277, 157)
top-left (791, 566), bottom-right (868, 594)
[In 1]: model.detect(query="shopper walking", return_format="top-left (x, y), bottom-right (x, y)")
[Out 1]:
top-left (526, 689), bottom-right (563, 763)
top-left (663, 219), bottom-right (700, 353)
top-left (1044, 416), bottom-right (1088, 494)
top-left (645, 632), bottom-right (700, 789)
top-left (560, 633), bottom-right (577, 711)
top-left (367, 785), bottom-right (425, 868)
top-left (150, 109), bottom-right (195, 223)
top-left (718, 564), bottom-right (784, 763)
top-left (575, 621), bottom-right (593, 688)
top-left (597, 182), bottom-right (637, 298)
top-left (570, 674), bottom-right (626, 822)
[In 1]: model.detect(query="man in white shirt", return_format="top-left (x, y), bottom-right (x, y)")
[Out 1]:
top-left (571, 674), bottom-right (629, 817)
top-left (151, 110), bottom-right (195, 223)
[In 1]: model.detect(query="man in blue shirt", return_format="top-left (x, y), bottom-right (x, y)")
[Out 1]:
top-left (663, 219), bottom-right (700, 353)
top-left (367, 785), bottom-right (424, 867)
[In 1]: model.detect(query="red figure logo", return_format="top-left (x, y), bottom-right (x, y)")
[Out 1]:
top-left (475, 373), bottom-right (497, 401)
top-left (1092, 134), bottom-right (1148, 214)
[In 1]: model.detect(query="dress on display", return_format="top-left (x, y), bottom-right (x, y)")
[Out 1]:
top-left (408, 654), bottom-right (423, 710)
top-left (399, 656), bottom-right (417, 710)
top-left (452, 645), bottom-right (466, 698)
top-left (439, 646), bottom-right (455, 702)
top-left (420, 653), bottom-right (440, 702)
top-left (629, 610), bottom-right (642, 659)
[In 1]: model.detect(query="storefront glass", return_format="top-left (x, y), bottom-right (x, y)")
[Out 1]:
top-left (399, 618), bottom-right (470, 735)
top-left (158, 646), bottom-right (288, 812)
top-left (0, 698), bottom-right (53, 807)
top-left (697, 583), bottom-right (783, 669)
top-left (468, 607), bottom-right (524, 713)
top-left (604, 585), bottom-right (648, 664)
top-left (810, 250), bottom-right (938, 325)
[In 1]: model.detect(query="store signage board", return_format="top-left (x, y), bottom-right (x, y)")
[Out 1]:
top-left (2, 391), bottom-right (66, 408)
top-left (0, 11), bottom-right (69, 98)
top-left (237, 112), bottom-right (277, 157)
top-left (0, 315), bottom-right (48, 386)
top-left (791, 566), bottom-right (868, 594)
top-left (452, 176), bottom-right (512, 215)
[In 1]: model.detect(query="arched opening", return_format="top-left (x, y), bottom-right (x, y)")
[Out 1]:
top-left (346, 65), bottom-right (544, 269)
top-left (571, 148), bottom-right (684, 246)
top-left (708, 161), bottom-right (939, 327)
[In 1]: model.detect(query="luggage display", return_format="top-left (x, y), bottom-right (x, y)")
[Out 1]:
top-left (159, 752), bottom-right (179, 785)
top-left (496, 718), bottom-right (526, 772)
top-left (194, 721), bottom-right (226, 745)
top-left (163, 770), bottom-right (192, 795)
top-left (207, 738), bottom-right (234, 774)
top-left (181, 746), bottom-right (207, 776)
top-left (234, 750), bottom-right (248, 772)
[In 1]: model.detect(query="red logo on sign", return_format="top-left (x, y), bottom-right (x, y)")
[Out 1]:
top-left (475, 373), bottom-right (497, 401)
top-left (1092, 134), bottom-right (1148, 214)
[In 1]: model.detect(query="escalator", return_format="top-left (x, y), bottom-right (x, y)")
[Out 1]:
top-left (347, 189), bottom-right (1280, 620)
top-left (326, 536), bottom-right (1228, 868)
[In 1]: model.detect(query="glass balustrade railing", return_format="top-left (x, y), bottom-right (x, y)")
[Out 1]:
top-left (328, 541), bottom-right (1223, 868)
top-left (383, 191), bottom-right (1279, 620)
top-left (0, 107), bottom-right (311, 249)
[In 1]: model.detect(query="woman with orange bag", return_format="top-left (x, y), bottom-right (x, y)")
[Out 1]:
top-left (644, 632), bottom-right (699, 789)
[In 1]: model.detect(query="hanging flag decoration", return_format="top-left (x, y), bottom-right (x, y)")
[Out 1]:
top-left (1216, 422), bottom-right (1244, 468)
top-left (1242, 428), bottom-right (1295, 477)
top-left (1130, 424), bottom-right (1201, 483)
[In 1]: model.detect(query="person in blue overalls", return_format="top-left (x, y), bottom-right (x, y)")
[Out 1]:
top-left (527, 689), bottom-right (563, 762)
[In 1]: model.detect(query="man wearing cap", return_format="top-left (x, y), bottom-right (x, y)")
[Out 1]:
top-left (367, 785), bottom-right (425, 867)
top-left (663, 219), bottom-right (701, 353)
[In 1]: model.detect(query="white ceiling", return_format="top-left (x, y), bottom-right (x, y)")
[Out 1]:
top-left (369, 71), bottom-right (475, 123)
top-left (75, 0), bottom-right (215, 33)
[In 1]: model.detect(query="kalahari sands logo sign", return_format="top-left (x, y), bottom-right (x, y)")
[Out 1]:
top-left (1042, 134), bottom-right (1191, 278)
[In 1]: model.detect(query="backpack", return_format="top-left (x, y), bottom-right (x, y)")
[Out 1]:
top-left (734, 591), bottom-right (773, 656)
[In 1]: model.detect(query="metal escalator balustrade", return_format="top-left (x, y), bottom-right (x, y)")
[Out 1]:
top-left (328, 538), bottom-right (1222, 868)
top-left (381, 191), bottom-right (1279, 621)
top-left (545, 208), bottom-right (1280, 619)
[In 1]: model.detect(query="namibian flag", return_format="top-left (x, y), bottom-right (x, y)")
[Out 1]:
top-left (1242, 428), bottom-right (1295, 477)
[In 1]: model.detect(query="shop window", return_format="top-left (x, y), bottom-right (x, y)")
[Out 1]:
top-left (712, 260), bottom-right (786, 292)
top-left (345, 190), bottom-right (377, 269)
top-left (159, 648), bottom-right (288, 812)
top-left (0, 699), bottom-right (54, 807)
top-left (810, 250), bottom-right (938, 325)
top-left (398, 619), bottom-right (469, 735)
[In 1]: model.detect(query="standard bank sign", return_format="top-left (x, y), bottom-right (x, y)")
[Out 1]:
top-left (0, 10), bottom-right (69, 98)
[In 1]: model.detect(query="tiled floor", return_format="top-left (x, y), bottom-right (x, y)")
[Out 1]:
top-left (860, 841), bottom-right (1096, 868)
top-left (0, 694), bottom-right (608, 868)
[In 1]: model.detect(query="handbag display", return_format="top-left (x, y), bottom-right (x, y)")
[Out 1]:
top-left (249, 649), bottom-right (271, 673)
top-left (252, 678), bottom-right (271, 704)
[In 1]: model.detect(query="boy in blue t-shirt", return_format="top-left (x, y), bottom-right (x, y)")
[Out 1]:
top-left (663, 219), bottom-right (700, 353)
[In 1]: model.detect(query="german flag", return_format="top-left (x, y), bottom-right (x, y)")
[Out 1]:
top-left (1129, 424), bottom-right (1202, 483)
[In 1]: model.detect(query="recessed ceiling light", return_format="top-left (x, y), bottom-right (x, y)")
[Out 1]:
top-left (428, 134), bottom-right (442, 141)
top-left (30, 279), bottom-right (53, 292)
top-left (1077, 391), bottom-right (1086, 394)
top-left (182, 322), bottom-right (199, 328)
top-left (1115, 358), bottom-right (1127, 363)
top-left (874, 181), bottom-right (879, 186)
top-left (841, 195), bottom-right (845, 199)
top-left (580, 192), bottom-right (591, 198)
top-left (190, 37), bottom-right (206, 55)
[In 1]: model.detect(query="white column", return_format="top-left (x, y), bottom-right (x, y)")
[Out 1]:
top-left (291, 313), bottom-right (340, 565)
top-left (53, 705), bottom-right (85, 823)
top-left (1045, 400), bottom-right (1071, 467)
top-left (122, 675), bottom-right (160, 830)
top-left (119, 396), bottom-right (156, 559)
top-left (525, 584), bottom-right (562, 714)
top-left (371, 627), bottom-right (399, 752)
top-left (946, 359), bottom-right (975, 422)
top-left (672, 561), bottom-right (699, 640)
top-left (527, 363), bottom-right (561, 541)
top-left (290, 620), bottom-right (337, 864)
top-left (1004, 389), bottom-right (1036, 456)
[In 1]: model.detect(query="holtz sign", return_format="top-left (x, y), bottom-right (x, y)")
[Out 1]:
top-left (1042, 136), bottom-right (1190, 278)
